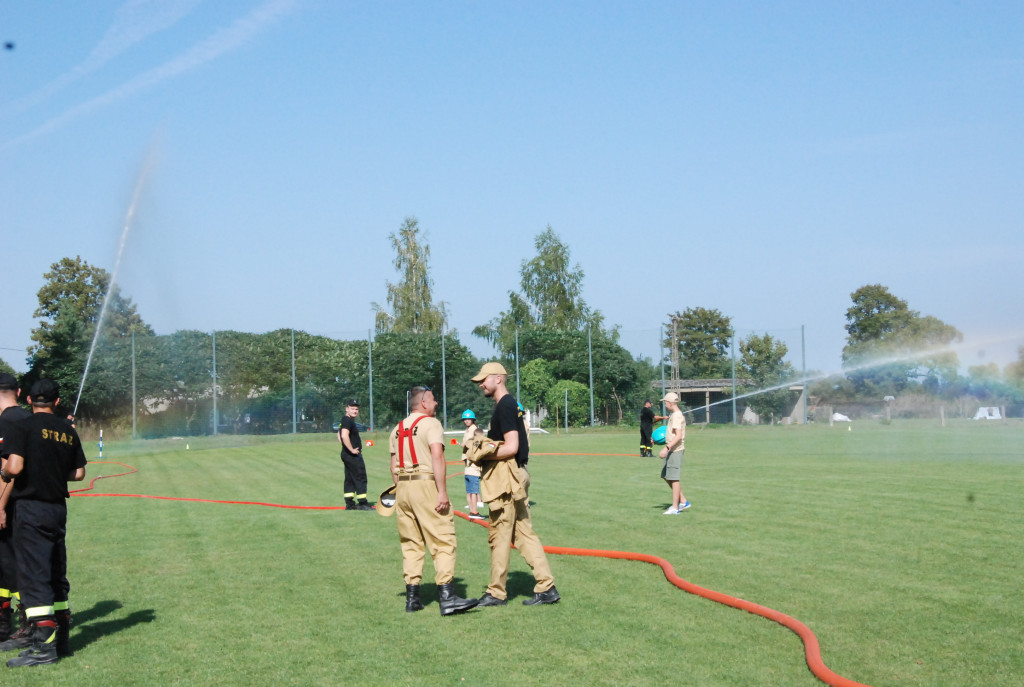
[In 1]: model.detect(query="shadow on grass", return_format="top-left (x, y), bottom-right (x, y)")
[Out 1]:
top-left (71, 600), bottom-right (156, 654)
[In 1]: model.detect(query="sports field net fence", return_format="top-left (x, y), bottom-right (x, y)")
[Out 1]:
top-left (51, 325), bottom-right (815, 439)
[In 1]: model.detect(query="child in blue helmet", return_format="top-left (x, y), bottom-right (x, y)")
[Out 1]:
top-left (460, 409), bottom-right (485, 520)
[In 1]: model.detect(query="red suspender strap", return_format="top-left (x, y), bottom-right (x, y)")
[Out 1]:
top-left (396, 415), bottom-right (428, 469)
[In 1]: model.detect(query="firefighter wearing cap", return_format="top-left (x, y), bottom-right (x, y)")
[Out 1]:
top-left (471, 362), bottom-right (559, 607)
top-left (388, 386), bottom-right (478, 616)
top-left (338, 399), bottom-right (372, 510)
top-left (0, 379), bottom-right (87, 666)
top-left (0, 373), bottom-right (29, 642)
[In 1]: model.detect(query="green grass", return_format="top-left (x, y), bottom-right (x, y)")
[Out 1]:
top-left (18, 420), bottom-right (1022, 686)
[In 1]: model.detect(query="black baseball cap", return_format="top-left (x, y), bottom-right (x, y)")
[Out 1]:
top-left (0, 373), bottom-right (18, 391)
top-left (29, 379), bottom-right (60, 403)
top-left (345, 399), bottom-right (360, 407)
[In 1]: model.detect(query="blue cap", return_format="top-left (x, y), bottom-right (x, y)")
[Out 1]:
top-left (461, 409), bottom-right (476, 420)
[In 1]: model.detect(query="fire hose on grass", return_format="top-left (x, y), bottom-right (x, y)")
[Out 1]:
top-left (74, 458), bottom-right (871, 687)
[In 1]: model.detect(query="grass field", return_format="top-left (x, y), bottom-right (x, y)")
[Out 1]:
top-left (14, 420), bottom-right (1022, 686)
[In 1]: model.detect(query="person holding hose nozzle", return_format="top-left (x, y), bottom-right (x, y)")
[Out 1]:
top-left (0, 379), bottom-right (87, 667)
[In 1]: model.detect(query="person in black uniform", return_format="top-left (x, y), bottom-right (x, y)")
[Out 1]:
top-left (639, 400), bottom-right (655, 457)
top-left (0, 373), bottom-right (30, 642)
top-left (338, 399), bottom-right (372, 510)
top-left (0, 379), bottom-right (87, 667)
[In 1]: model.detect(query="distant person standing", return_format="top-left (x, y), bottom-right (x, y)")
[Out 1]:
top-left (0, 379), bottom-right (87, 666)
top-left (471, 362), bottom-right (558, 606)
top-left (639, 400), bottom-right (656, 457)
top-left (0, 373), bottom-right (29, 643)
top-left (338, 400), bottom-right (372, 511)
top-left (389, 386), bottom-right (478, 616)
top-left (459, 410), bottom-right (485, 520)
top-left (658, 392), bottom-right (690, 515)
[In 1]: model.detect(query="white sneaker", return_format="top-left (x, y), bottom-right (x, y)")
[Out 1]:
top-left (662, 506), bottom-right (680, 515)
top-left (679, 501), bottom-right (691, 511)
top-left (477, 501), bottom-right (485, 509)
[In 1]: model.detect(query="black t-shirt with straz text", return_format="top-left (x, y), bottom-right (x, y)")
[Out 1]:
top-left (6, 412), bottom-right (88, 503)
top-left (487, 394), bottom-right (528, 467)
top-left (340, 415), bottom-right (361, 456)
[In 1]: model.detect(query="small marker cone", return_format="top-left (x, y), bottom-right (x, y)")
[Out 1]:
top-left (186, 443), bottom-right (190, 449)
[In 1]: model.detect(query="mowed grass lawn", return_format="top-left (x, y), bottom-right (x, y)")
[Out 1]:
top-left (27, 420), bottom-right (1022, 686)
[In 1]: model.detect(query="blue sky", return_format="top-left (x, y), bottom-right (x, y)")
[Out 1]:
top-left (2, 1), bottom-right (1022, 377)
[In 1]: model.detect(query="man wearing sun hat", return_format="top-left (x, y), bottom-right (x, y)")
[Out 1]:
top-left (470, 362), bottom-right (558, 607)
top-left (658, 392), bottom-right (690, 515)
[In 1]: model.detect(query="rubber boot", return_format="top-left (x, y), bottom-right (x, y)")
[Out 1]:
top-left (0, 606), bottom-right (31, 652)
top-left (437, 584), bottom-right (478, 616)
top-left (0, 599), bottom-right (11, 641)
top-left (405, 585), bottom-right (423, 613)
top-left (6, 618), bottom-right (58, 667)
top-left (55, 610), bottom-right (72, 657)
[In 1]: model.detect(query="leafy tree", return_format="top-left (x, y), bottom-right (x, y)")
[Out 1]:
top-left (519, 359), bottom-right (555, 412)
top-left (370, 331), bottom-right (479, 429)
top-left (544, 379), bottom-right (590, 427)
top-left (664, 307), bottom-right (733, 379)
top-left (26, 256), bottom-right (152, 421)
top-left (373, 217), bottom-right (446, 334)
top-left (842, 284), bottom-right (961, 395)
top-left (739, 333), bottom-right (796, 422)
top-left (1005, 346), bottom-right (1024, 391)
top-left (0, 358), bottom-right (14, 376)
top-left (474, 226), bottom-right (603, 353)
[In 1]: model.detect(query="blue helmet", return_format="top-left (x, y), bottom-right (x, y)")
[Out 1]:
top-left (517, 402), bottom-right (525, 412)
top-left (461, 409), bottom-right (476, 420)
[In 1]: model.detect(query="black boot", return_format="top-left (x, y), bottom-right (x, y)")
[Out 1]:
top-left (405, 585), bottom-right (423, 613)
top-left (438, 584), bottom-right (478, 616)
top-left (344, 498), bottom-right (356, 510)
top-left (0, 606), bottom-right (31, 652)
top-left (6, 618), bottom-right (58, 667)
top-left (0, 599), bottom-right (11, 641)
top-left (55, 610), bottom-right (72, 657)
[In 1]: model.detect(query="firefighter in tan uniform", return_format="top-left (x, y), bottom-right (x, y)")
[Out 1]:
top-left (467, 362), bottom-right (558, 607)
top-left (388, 386), bottom-right (478, 616)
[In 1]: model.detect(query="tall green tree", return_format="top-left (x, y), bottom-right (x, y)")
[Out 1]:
top-left (664, 307), bottom-right (733, 379)
top-left (739, 333), bottom-right (796, 422)
top-left (474, 226), bottom-right (603, 353)
top-left (373, 217), bottom-right (447, 334)
top-left (27, 256), bottom-right (153, 421)
top-left (842, 284), bottom-right (961, 395)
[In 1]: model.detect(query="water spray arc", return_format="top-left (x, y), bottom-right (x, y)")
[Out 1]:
top-left (73, 156), bottom-right (154, 416)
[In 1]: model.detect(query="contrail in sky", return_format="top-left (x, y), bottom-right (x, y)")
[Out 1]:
top-left (2, 0), bottom-right (202, 117)
top-left (1, 0), bottom-right (297, 151)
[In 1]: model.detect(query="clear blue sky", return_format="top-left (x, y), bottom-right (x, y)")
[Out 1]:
top-left (2, 1), bottom-right (1022, 377)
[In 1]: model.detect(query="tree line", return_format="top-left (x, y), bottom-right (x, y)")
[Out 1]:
top-left (5, 222), bottom-right (1023, 434)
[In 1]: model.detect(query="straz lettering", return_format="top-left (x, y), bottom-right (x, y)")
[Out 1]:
top-left (41, 428), bottom-right (73, 445)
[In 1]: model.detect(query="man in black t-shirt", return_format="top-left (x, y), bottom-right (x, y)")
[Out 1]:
top-left (338, 400), bottom-right (372, 510)
top-left (1, 379), bottom-right (86, 667)
top-left (471, 362), bottom-right (558, 607)
top-left (0, 373), bottom-right (29, 642)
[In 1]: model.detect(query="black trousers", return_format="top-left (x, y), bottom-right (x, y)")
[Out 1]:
top-left (12, 499), bottom-right (69, 611)
top-left (341, 451), bottom-right (367, 498)
top-left (0, 503), bottom-right (17, 592)
top-left (640, 425), bottom-right (653, 448)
